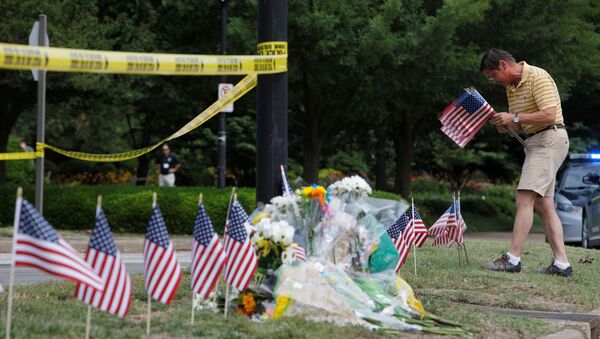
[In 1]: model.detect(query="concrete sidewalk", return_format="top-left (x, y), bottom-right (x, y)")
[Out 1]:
top-left (0, 235), bottom-right (194, 254)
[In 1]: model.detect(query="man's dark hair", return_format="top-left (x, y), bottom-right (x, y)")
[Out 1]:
top-left (480, 49), bottom-right (516, 72)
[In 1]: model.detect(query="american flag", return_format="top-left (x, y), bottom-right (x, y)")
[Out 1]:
top-left (429, 203), bottom-right (456, 247)
top-left (14, 199), bottom-right (103, 291)
top-left (448, 197), bottom-right (467, 247)
top-left (224, 201), bottom-right (257, 291)
top-left (190, 202), bottom-right (226, 299)
top-left (440, 89), bottom-right (495, 148)
top-left (409, 206), bottom-right (429, 248)
top-left (292, 244), bottom-right (306, 262)
top-left (75, 207), bottom-right (132, 317)
top-left (143, 206), bottom-right (182, 305)
top-left (387, 211), bottom-right (415, 272)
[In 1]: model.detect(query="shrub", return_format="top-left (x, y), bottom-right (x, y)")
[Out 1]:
top-left (0, 184), bottom-right (255, 234)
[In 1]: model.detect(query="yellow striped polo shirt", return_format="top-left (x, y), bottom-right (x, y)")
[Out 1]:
top-left (506, 61), bottom-right (563, 134)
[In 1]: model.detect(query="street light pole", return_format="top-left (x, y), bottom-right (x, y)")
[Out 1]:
top-left (256, 1), bottom-right (288, 204)
top-left (217, 0), bottom-right (228, 188)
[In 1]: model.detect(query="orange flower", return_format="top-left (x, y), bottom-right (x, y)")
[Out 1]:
top-left (242, 293), bottom-right (256, 315)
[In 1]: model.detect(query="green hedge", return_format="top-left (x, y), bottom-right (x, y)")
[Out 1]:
top-left (0, 185), bottom-right (256, 234)
top-left (0, 184), bottom-right (516, 234)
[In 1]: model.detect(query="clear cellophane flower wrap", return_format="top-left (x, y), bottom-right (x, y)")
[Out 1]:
top-left (273, 258), bottom-right (420, 331)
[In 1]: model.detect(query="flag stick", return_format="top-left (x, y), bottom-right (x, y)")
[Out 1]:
top-left (223, 189), bottom-right (236, 318)
top-left (191, 192), bottom-right (204, 326)
top-left (147, 192), bottom-right (156, 335)
top-left (84, 195), bottom-right (103, 339)
top-left (146, 297), bottom-right (151, 336)
top-left (457, 190), bottom-right (470, 265)
top-left (85, 305), bottom-right (92, 339)
top-left (6, 187), bottom-right (23, 339)
top-left (462, 243), bottom-right (470, 264)
top-left (411, 198), bottom-right (417, 276)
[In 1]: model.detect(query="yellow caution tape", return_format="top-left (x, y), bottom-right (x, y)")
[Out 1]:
top-left (0, 42), bottom-right (287, 75)
top-left (0, 73), bottom-right (257, 162)
top-left (0, 152), bottom-right (37, 160)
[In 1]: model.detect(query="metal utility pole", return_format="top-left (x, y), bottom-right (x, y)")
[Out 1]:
top-left (35, 14), bottom-right (47, 213)
top-left (256, 0), bottom-right (288, 204)
top-left (217, 0), bottom-right (228, 188)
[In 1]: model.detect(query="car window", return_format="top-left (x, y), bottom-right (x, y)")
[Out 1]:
top-left (562, 164), bottom-right (600, 189)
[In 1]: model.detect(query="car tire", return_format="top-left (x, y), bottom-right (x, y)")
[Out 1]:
top-left (582, 214), bottom-right (590, 249)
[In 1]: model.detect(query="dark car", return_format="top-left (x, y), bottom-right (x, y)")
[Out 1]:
top-left (554, 154), bottom-right (600, 247)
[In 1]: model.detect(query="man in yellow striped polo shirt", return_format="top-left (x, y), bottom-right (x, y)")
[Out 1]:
top-left (479, 49), bottom-right (572, 277)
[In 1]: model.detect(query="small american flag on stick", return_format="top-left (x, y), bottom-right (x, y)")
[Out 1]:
top-left (14, 199), bottom-right (103, 291)
top-left (76, 205), bottom-right (132, 317)
top-left (224, 200), bottom-right (257, 291)
top-left (143, 206), bottom-right (182, 305)
top-left (190, 201), bottom-right (226, 299)
top-left (440, 88), bottom-right (495, 148)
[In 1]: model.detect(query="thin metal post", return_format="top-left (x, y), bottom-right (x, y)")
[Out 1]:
top-left (35, 14), bottom-right (47, 213)
top-left (217, 0), bottom-right (228, 188)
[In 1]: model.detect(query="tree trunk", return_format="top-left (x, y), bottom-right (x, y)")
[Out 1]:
top-left (375, 130), bottom-right (387, 191)
top-left (302, 120), bottom-right (322, 183)
top-left (136, 154), bottom-right (150, 186)
top-left (0, 88), bottom-right (28, 184)
top-left (393, 111), bottom-right (412, 198)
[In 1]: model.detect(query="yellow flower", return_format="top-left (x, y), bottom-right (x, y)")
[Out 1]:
top-left (257, 238), bottom-right (271, 256)
top-left (252, 212), bottom-right (269, 225)
top-left (273, 295), bottom-right (291, 319)
top-left (302, 186), bottom-right (313, 197)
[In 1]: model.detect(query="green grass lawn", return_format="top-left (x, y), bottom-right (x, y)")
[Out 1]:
top-left (0, 238), bottom-right (598, 338)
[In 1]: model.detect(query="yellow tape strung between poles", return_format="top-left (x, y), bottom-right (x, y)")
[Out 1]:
top-left (0, 73), bottom-right (257, 162)
top-left (0, 152), bottom-right (38, 160)
top-left (42, 73), bottom-right (257, 162)
top-left (0, 42), bottom-right (287, 75)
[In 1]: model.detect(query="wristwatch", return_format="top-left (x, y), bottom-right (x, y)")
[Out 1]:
top-left (512, 112), bottom-right (519, 124)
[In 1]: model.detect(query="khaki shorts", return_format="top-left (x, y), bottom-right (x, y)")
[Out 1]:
top-left (159, 173), bottom-right (176, 187)
top-left (518, 128), bottom-right (569, 197)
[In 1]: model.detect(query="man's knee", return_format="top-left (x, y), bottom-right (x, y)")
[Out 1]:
top-left (515, 190), bottom-right (537, 210)
top-left (535, 197), bottom-right (554, 215)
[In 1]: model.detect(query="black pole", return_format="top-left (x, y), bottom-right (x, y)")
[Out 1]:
top-left (217, 0), bottom-right (228, 188)
top-left (256, 0), bottom-right (288, 204)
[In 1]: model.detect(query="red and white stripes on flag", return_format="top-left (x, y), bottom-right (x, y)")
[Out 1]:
top-left (429, 204), bottom-right (456, 247)
top-left (410, 206), bottom-right (429, 248)
top-left (76, 207), bottom-right (132, 317)
top-left (292, 244), bottom-right (306, 262)
top-left (143, 206), bottom-right (182, 305)
top-left (386, 209), bottom-right (414, 272)
top-left (191, 202), bottom-right (226, 299)
top-left (224, 201), bottom-right (257, 291)
top-left (448, 196), bottom-right (467, 247)
top-left (440, 88), bottom-right (495, 148)
top-left (14, 199), bottom-right (103, 291)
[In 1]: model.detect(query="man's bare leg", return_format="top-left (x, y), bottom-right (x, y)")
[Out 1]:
top-left (508, 190), bottom-right (538, 257)
top-left (534, 197), bottom-right (568, 262)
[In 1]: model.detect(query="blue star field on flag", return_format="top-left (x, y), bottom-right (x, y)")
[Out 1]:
top-left (227, 201), bottom-right (249, 242)
top-left (146, 207), bottom-right (170, 248)
top-left (88, 209), bottom-right (118, 256)
top-left (193, 203), bottom-right (215, 246)
top-left (19, 200), bottom-right (59, 243)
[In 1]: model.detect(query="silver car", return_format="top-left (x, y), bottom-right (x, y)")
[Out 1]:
top-left (580, 172), bottom-right (600, 248)
top-left (554, 154), bottom-right (600, 248)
